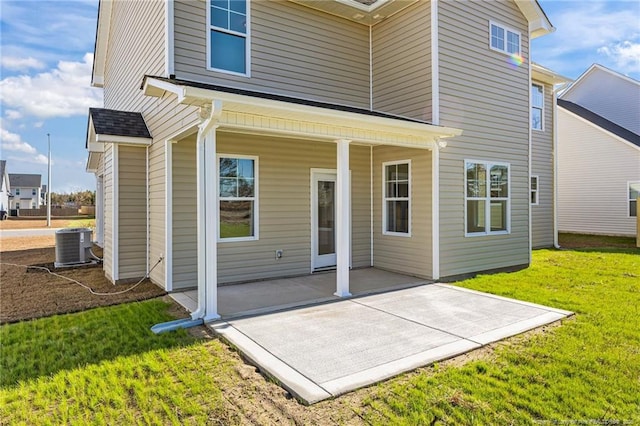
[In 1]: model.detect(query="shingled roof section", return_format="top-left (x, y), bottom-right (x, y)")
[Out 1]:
top-left (558, 99), bottom-right (640, 148)
top-left (9, 174), bottom-right (41, 188)
top-left (89, 108), bottom-right (151, 138)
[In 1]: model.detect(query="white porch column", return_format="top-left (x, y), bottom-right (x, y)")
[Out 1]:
top-left (335, 139), bottom-right (351, 297)
top-left (192, 101), bottom-right (222, 322)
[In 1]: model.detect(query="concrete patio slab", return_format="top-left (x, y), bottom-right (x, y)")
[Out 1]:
top-left (210, 283), bottom-right (572, 404)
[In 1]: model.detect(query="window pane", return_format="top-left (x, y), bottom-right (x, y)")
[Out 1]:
top-left (466, 163), bottom-right (486, 197)
top-left (507, 31), bottom-right (519, 54)
top-left (211, 7), bottom-right (228, 29)
top-left (220, 200), bottom-right (253, 238)
top-left (229, 0), bottom-right (246, 14)
top-left (238, 177), bottom-right (254, 197)
top-left (220, 178), bottom-right (237, 197)
top-left (532, 108), bottom-right (542, 130)
top-left (386, 182), bottom-right (396, 198)
top-left (490, 165), bottom-right (508, 198)
top-left (629, 182), bottom-right (640, 199)
top-left (237, 159), bottom-right (253, 178)
top-left (397, 163), bottom-right (409, 180)
top-left (490, 200), bottom-right (508, 231)
top-left (532, 85), bottom-right (544, 107)
top-left (386, 164), bottom-right (396, 181)
top-left (229, 11), bottom-right (246, 33)
top-left (211, 30), bottom-right (246, 74)
top-left (212, 0), bottom-right (228, 9)
top-left (397, 182), bottom-right (409, 198)
top-left (630, 200), bottom-right (637, 217)
top-left (491, 25), bottom-right (504, 50)
top-left (387, 200), bottom-right (409, 233)
top-left (467, 200), bottom-right (485, 233)
top-left (318, 181), bottom-right (335, 255)
top-left (531, 176), bottom-right (538, 190)
top-left (220, 157), bottom-right (237, 177)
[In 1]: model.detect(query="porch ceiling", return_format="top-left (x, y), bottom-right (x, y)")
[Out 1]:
top-left (143, 77), bottom-right (462, 149)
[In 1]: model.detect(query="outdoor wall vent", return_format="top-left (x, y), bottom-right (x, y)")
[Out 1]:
top-left (55, 228), bottom-right (94, 268)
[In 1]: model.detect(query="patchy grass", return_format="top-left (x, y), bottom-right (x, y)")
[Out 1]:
top-left (1, 250), bottom-right (639, 424)
top-left (559, 232), bottom-right (637, 250)
top-left (65, 218), bottom-right (96, 229)
top-left (360, 249), bottom-right (640, 424)
top-left (0, 300), bottom-right (237, 424)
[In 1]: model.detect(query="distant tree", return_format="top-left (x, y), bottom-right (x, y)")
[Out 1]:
top-left (50, 190), bottom-right (96, 207)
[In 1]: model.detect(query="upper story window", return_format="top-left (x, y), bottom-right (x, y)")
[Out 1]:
top-left (489, 21), bottom-right (520, 56)
top-left (15, 188), bottom-right (20, 195)
top-left (465, 160), bottom-right (510, 236)
top-left (532, 84), bottom-right (544, 130)
top-left (219, 155), bottom-right (258, 241)
top-left (208, 0), bottom-right (250, 76)
top-left (530, 176), bottom-right (539, 205)
top-left (32, 188), bottom-right (36, 196)
top-left (383, 160), bottom-right (411, 236)
top-left (629, 182), bottom-right (640, 217)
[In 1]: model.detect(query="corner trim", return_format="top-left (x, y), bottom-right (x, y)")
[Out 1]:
top-left (430, 0), bottom-right (439, 125)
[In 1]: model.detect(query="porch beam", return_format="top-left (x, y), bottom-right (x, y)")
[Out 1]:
top-left (335, 139), bottom-right (351, 297)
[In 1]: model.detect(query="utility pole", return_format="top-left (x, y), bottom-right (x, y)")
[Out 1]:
top-left (47, 133), bottom-right (52, 227)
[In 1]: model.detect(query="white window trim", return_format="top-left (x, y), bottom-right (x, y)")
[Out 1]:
top-left (382, 159), bottom-right (411, 237)
top-left (531, 175), bottom-right (539, 205)
top-left (628, 181), bottom-right (640, 218)
top-left (488, 21), bottom-right (521, 56)
top-left (217, 153), bottom-right (259, 242)
top-left (464, 159), bottom-right (511, 237)
top-left (532, 83), bottom-right (545, 132)
top-left (206, 0), bottom-right (251, 77)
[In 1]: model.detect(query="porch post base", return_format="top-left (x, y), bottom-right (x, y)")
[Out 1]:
top-left (334, 291), bottom-right (352, 298)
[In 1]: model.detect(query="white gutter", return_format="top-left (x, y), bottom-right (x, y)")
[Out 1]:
top-left (146, 146), bottom-right (150, 275)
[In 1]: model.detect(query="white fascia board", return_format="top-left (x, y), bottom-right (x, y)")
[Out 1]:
top-left (88, 140), bottom-right (106, 153)
top-left (514, 0), bottom-right (554, 39)
top-left (86, 152), bottom-right (100, 173)
top-left (92, 0), bottom-right (113, 88)
top-left (95, 134), bottom-right (152, 146)
top-left (532, 63), bottom-right (572, 85)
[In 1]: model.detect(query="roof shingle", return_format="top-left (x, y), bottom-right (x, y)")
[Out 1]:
top-left (89, 108), bottom-right (151, 138)
top-left (9, 174), bottom-right (41, 188)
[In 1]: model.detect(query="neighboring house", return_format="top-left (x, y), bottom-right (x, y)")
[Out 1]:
top-left (8, 174), bottom-right (42, 210)
top-left (86, 0), bottom-right (556, 321)
top-left (557, 64), bottom-right (640, 237)
top-left (530, 63), bottom-right (571, 248)
top-left (0, 160), bottom-right (10, 213)
top-left (41, 184), bottom-right (47, 205)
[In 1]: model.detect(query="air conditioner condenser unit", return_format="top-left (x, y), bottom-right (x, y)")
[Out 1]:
top-left (55, 228), bottom-right (94, 268)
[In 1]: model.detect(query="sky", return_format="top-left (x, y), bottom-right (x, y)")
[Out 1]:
top-left (0, 0), bottom-right (639, 194)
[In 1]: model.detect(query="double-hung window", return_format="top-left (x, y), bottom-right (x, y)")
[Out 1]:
top-left (383, 160), bottom-right (410, 236)
top-left (32, 188), bottom-right (36, 196)
top-left (629, 182), bottom-right (640, 217)
top-left (530, 176), bottom-right (539, 205)
top-left (208, 0), bottom-right (249, 75)
top-left (489, 21), bottom-right (520, 55)
top-left (218, 155), bottom-right (258, 241)
top-left (15, 188), bottom-right (20, 195)
top-left (465, 160), bottom-right (510, 236)
top-left (532, 84), bottom-right (544, 130)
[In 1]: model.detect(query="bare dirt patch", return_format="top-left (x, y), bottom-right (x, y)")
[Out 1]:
top-left (0, 242), bottom-right (165, 324)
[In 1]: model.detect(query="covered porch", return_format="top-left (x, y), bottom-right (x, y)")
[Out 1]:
top-left (170, 267), bottom-right (430, 319)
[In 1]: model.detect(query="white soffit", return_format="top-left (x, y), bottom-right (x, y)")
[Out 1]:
top-left (143, 77), bottom-right (463, 148)
top-left (92, 0), bottom-right (113, 88)
top-left (288, 0), bottom-right (419, 25)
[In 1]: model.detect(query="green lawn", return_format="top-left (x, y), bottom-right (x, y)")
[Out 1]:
top-left (1, 249), bottom-right (639, 424)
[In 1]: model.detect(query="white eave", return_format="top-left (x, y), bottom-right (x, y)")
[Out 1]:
top-left (288, 0), bottom-right (419, 25)
top-left (143, 77), bottom-right (462, 149)
top-left (532, 63), bottom-right (572, 86)
top-left (92, 0), bottom-right (113, 88)
top-left (514, 0), bottom-right (554, 38)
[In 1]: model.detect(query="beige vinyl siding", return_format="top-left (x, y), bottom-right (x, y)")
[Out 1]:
top-left (103, 143), bottom-right (114, 282)
top-left (372, 0), bottom-right (432, 121)
top-left (171, 137), bottom-right (197, 290)
top-left (438, 0), bottom-right (530, 278)
top-left (373, 146), bottom-right (432, 278)
top-left (531, 81), bottom-right (554, 248)
top-left (103, 0), bottom-right (201, 288)
top-left (557, 108), bottom-right (640, 237)
top-left (118, 146), bottom-right (147, 279)
top-left (169, 133), bottom-right (371, 286)
top-left (173, 0), bottom-right (370, 109)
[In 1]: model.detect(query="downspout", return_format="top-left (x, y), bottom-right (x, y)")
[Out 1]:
top-left (552, 84), bottom-right (568, 249)
top-left (527, 53), bottom-right (533, 263)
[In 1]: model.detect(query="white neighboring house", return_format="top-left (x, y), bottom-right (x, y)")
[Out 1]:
top-left (557, 64), bottom-right (640, 237)
top-left (8, 174), bottom-right (43, 211)
top-left (0, 160), bottom-right (10, 214)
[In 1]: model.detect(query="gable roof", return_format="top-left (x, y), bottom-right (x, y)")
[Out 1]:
top-left (560, 64), bottom-right (640, 100)
top-left (558, 99), bottom-right (640, 148)
top-left (9, 174), bottom-right (42, 188)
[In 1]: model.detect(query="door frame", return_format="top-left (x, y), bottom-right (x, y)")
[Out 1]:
top-left (310, 168), bottom-right (351, 271)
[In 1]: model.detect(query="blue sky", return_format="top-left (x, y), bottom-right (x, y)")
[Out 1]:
top-left (1, 0), bottom-right (639, 193)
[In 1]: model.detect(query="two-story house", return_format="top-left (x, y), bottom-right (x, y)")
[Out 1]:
top-left (8, 174), bottom-right (42, 211)
top-left (86, 0), bottom-right (557, 321)
top-left (0, 160), bottom-right (10, 217)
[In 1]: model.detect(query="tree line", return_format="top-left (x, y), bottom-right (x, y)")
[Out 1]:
top-left (48, 190), bottom-right (95, 207)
